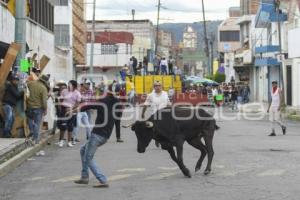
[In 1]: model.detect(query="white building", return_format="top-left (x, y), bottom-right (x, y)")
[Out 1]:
top-left (49, 0), bottom-right (74, 81)
top-left (86, 20), bottom-right (155, 63)
top-left (0, 0), bottom-right (74, 129)
top-left (283, 0), bottom-right (300, 109)
top-left (84, 31), bottom-right (134, 81)
top-left (218, 17), bottom-right (241, 82)
top-left (183, 26), bottom-right (197, 49)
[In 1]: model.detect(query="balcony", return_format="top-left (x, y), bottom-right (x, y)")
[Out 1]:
top-left (255, 45), bottom-right (280, 54)
top-left (234, 49), bottom-right (253, 66)
top-left (254, 57), bottom-right (279, 66)
top-left (255, 0), bottom-right (288, 28)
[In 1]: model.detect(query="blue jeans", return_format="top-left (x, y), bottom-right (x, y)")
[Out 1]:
top-left (73, 112), bottom-right (91, 140)
top-left (3, 104), bottom-right (15, 137)
top-left (27, 108), bottom-right (44, 144)
top-left (80, 133), bottom-right (108, 183)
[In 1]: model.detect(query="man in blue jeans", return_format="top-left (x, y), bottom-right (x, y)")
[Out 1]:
top-left (27, 74), bottom-right (49, 144)
top-left (74, 84), bottom-right (120, 188)
top-left (2, 76), bottom-right (23, 138)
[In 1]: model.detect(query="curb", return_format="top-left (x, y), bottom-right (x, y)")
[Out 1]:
top-left (0, 131), bottom-right (55, 178)
top-left (288, 114), bottom-right (300, 121)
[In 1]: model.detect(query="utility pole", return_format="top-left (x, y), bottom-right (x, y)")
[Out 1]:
top-left (89, 0), bottom-right (96, 77)
top-left (201, 0), bottom-right (211, 76)
top-left (132, 9), bottom-right (135, 21)
top-left (154, 0), bottom-right (161, 57)
top-left (275, 0), bottom-right (285, 104)
top-left (15, 0), bottom-right (27, 66)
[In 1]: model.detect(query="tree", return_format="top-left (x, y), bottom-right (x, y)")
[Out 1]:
top-left (214, 72), bottom-right (226, 83)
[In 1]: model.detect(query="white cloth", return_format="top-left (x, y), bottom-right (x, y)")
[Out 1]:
top-left (160, 59), bottom-right (168, 66)
top-left (270, 87), bottom-right (281, 111)
top-left (144, 91), bottom-right (171, 115)
top-left (269, 87), bottom-right (284, 131)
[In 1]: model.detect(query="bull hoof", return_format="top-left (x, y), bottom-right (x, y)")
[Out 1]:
top-left (195, 166), bottom-right (201, 172)
top-left (183, 169), bottom-right (192, 178)
top-left (204, 169), bottom-right (211, 175)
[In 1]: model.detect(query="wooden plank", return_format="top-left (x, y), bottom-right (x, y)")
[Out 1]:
top-left (0, 43), bottom-right (21, 120)
top-left (0, 43), bottom-right (21, 86)
top-left (39, 55), bottom-right (50, 71)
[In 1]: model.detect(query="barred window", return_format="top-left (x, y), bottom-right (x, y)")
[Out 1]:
top-left (54, 25), bottom-right (70, 47)
top-left (30, 0), bottom-right (54, 32)
top-left (48, 0), bottom-right (68, 6)
top-left (220, 31), bottom-right (240, 42)
top-left (101, 44), bottom-right (118, 55)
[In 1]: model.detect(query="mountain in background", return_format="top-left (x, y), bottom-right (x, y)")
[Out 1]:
top-left (159, 21), bottom-right (222, 56)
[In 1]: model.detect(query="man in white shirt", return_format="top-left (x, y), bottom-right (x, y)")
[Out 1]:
top-left (160, 58), bottom-right (168, 75)
top-left (141, 81), bottom-right (171, 119)
top-left (267, 81), bottom-right (286, 136)
top-left (141, 81), bottom-right (171, 147)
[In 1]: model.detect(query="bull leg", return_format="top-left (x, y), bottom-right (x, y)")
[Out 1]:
top-left (175, 143), bottom-right (191, 178)
top-left (167, 147), bottom-right (179, 164)
top-left (187, 137), bottom-right (207, 172)
top-left (204, 134), bottom-right (214, 175)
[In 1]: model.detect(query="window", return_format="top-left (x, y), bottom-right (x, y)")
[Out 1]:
top-left (54, 25), bottom-right (70, 47)
top-left (30, 0), bottom-right (54, 32)
top-left (101, 44), bottom-right (118, 55)
top-left (48, 0), bottom-right (68, 6)
top-left (220, 31), bottom-right (240, 42)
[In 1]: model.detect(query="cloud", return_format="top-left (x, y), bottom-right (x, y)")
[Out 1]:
top-left (86, 0), bottom-right (240, 23)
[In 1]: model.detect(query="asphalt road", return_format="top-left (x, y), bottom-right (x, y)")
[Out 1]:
top-left (1, 109), bottom-right (300, 200)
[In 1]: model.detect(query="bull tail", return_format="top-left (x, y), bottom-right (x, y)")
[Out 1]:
top-left (215, 125), bottom-right (220, 130)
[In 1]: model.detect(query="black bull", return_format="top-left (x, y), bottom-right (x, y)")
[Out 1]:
top-left (126, 107), bottom-right (219, 178)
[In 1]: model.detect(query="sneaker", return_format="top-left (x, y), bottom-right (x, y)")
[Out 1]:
top-left (58, 140), bottom-right (64, 147)
top-left (93, 182), bottom-right (109, 188)
top-left (72, 141), bottom-right (77, 145)
top-left (116, 138), bottom-right (124, 143)
top-left (269, 132), bottom-right (276, 136)
top-left (75, 138), bottom-right (80, 142)
top-left (67, 142), bottom-right (73, 147)
top-left (282, 126), bottom-right (286, 135)
top-left (74, 178), bottom-right (89, 185)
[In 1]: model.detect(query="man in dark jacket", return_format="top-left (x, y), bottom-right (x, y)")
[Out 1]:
top-left (2, 76), bottom-right (23, 138)
top-left (74, 84), bottom-right (121, 188)
top-left (132, 56), bottom-right (138, 75)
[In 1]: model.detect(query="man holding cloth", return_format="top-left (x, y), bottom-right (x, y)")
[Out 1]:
top-left (267, 81), bottom-right (286, 136)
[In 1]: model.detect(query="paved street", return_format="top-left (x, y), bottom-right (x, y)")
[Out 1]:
top-left (1, 109), bottom-right (300, 200)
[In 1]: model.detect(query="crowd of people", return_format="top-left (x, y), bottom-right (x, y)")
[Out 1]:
top-left (1, 70), bottom-right (127, 147)
top-left (182, 82), bottom-right (251, 110)
top-left (125, 55), bottom-right (182, 76)
top-left (1, 66), bottom-right (288, 187)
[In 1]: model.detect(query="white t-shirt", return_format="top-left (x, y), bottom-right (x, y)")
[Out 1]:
top-left (271, 87), bottom-right (281, 111)
top-left (160, 59), bottom-right (168, 66)
top-left (144, 91), bottom-right (171, 115)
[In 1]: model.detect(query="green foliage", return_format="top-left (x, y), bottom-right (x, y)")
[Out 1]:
top-left (205, 75), bottom-right (214, 80)
top-left (214, 72), bottom-right (226, 83)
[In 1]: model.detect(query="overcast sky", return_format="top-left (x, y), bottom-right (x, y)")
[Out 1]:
top-left (86, 0), bottom-right (240, 23)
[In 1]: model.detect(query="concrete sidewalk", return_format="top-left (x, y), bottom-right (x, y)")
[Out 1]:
top-left (0, 131), bottom-right (55, 177)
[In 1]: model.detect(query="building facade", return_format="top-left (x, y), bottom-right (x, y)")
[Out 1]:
top-left (86, 20), bottom-right (155, 64)
top-left (183, 26), bottom-right (197, 49)
top-left (218, 16), bottom-right (241, 82)
top-left (157, 30), bottom-right (173, 58)
top-left (83, 31), bottom-right (134, 81)
top-left (254, 0), bottom-right (288, 102)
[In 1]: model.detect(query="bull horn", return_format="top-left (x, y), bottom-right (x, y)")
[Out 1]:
top-left (145, 121), bottom-right (154, 128)
top-left (122, 123), bottom-right (135, 128)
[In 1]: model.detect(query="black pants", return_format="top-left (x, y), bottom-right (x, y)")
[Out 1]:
top-left (115, 111), bottom-right (123, 139)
